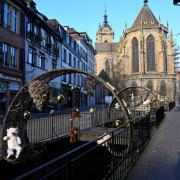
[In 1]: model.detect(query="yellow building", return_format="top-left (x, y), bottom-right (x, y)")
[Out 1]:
top-left (95, 1), bottom-right (176, 100)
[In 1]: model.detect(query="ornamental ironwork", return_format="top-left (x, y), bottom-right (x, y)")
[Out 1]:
top-left (1, 68), bottom-right (130, 163)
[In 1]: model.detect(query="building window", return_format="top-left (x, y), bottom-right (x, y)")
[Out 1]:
top-left (3, 3), bottom-right (10, 28)
top-left (62, 75), bottom-right (66, 82)
top-left (1, 43), bottom-right (18, 69)
top-left (28, 48), bottom-right (33, 64)
top-left (73, 73), bottom-right (76, 84)
top-left (41, 28), bottom-right (46, 47)
top-left (163, 52), bottom-right (167, 73)
top-left (52, 59), bottom-right (57, 69)
top-left (11, 7), bottom-right (18, 33)
top-left (37, 54), bottom-right (45, 69)
top-left (69, 74), bottom-right (72, 84)
top-left (81, 76), bottom-right (83, 86)
top-left (78, 75), bottom-right (80, 86)
top-left (63, 48), bottom-right (66, 63)
top-left (160, 81), bottom-right (166, 96)
top-left (77, 60), bottom-right (80, 69)
top-left (73, 57), bottom-right (76, 68)
top-left (147, 81), bottom-right (153, 91)
top-left (69, 53), bottom-right (71, 66)
top-left (132, 37), bottom-right (139, 73)
top-left (147, 35), bottom-right (155, 71)
top-left (10, 46), bottom-right (17, 69)
top-left (2, 43), bottom-right (8, 66)
top-left (3, 2), bottom-right (19, 33)
top-left (69, 36), bottom-right (71, 46)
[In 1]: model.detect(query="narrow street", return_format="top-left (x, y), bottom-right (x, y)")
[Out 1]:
top-left (126, 105), bottom-right (180, 180)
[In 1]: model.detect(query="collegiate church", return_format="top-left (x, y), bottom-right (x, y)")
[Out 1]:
top-left (95, 0), bottom-right (176, 100)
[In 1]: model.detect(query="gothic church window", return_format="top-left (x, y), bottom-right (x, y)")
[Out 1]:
top-left (132, 37), bottom-right (139, 73)
top-left (163, 51), bottom-right (167, 73)
top-left (147, 35), bottom-right (155, 71)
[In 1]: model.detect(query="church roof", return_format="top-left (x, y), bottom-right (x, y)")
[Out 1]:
top-left (130, 1), bottom-right (160, 30)
top-left (95, 43), bottom-right (118, 52)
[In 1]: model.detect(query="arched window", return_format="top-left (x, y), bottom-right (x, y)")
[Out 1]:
top-left (163, 42), bottom-right (167, 73)
top-left (147, 81), bottom-right (153, 91)
top-left (105, 60), bottom-right (110, 76)
top-left (132, 37), bottom-right (139, 73)
top-left (163, 52), bottom-right (167, 73)
top-left (160, 81), bottom-right (166, 96)
top-left (147, 35), bottom-right (155, 71)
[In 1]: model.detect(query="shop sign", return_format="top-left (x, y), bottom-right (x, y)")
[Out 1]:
top-left (0, 81), bottom-right (7, 92)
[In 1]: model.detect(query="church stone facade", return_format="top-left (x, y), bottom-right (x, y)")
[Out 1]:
top-left (95, 1), bottom-right (176, 101)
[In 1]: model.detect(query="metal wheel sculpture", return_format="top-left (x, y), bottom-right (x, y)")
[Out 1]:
top-left (1, 68), bottom-right (130, 162)
top-left (153, 91), bottom-right (171, 103)
top-left (108, 86), bottom-right (160, 118)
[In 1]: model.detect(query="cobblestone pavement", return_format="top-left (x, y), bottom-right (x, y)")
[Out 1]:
top-left (126, 105), bottom-right (180, 180)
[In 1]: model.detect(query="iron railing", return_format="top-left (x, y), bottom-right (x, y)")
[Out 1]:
top-left (15, 114), bottom-right (151, 180)
top-left (25, 108), bottom-right (126, 144)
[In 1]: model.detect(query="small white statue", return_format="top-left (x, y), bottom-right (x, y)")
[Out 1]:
top-left (114, 103), bottom-right (120, 110)
top-left (3, 127), bottom-right (22, 159)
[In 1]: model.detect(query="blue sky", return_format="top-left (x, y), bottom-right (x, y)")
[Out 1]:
top-left (34, 0), bottom-right (180, 45)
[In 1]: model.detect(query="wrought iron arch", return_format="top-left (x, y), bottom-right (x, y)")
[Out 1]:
top-left (132, 37), bottom-right (139, 73)
top-left (153, 90), bottom-right (170, 102)
top-left (1, 68), bottom-right (131, 161)
top-left (108, 86), bottom-right (160, 116)
top-left (146, 35), bottom-right (155, 71)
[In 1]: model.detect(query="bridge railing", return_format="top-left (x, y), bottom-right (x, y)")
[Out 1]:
top-left (26, 108), bottom-right (125, 144)
top-left (15, 113), bottom-right (151, 180)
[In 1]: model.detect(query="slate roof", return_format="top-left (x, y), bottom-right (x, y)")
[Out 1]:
top-left (130, 2), bottom-right (160, 30)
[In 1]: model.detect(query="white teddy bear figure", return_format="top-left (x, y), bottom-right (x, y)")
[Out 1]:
top-left (3, 127), bottom-right (22, 159)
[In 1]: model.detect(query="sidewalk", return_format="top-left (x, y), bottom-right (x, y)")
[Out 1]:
top-left (126, 105), bottom-right (180, 180)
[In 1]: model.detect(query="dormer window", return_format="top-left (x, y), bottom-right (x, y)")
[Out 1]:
top-left (144, 20), bottom-right (147, 24)
top-left (151, 21), bottom-right (154, 24)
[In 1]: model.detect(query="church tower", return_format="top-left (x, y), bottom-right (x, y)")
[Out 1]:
top-left (95, 9), bottom-right (118, 78)
top-left (96, 10), bottom-right (114, 43)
